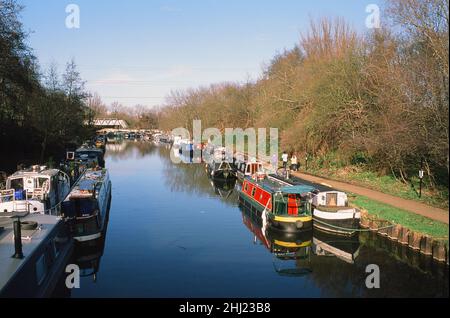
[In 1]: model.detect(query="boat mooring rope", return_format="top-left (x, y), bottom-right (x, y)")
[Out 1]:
top-left (313, 217), bottom-right (397, 233)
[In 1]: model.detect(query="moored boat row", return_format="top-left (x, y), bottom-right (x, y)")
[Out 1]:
top-left (167, 140), bottom-right (361, 236)
top-left (239, 173), bottom-right (361, 236)
top-left (0, 133), bottom-right (113, 297)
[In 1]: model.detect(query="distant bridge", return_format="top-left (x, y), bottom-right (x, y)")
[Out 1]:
top-left (89, 118), bottom-right (129, 129)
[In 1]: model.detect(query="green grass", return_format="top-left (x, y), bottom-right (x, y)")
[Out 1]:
top-left (305, 166), bottom-right (449, 209)
top-left (351, 194), bottom-right (449, 240)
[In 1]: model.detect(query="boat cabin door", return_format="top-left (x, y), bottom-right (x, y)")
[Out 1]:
top-left (326, 193), bottom-right (337, 206)
top-left (23, 176), bottom-right (35, 193)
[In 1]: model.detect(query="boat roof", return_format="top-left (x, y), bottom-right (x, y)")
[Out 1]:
top-left (0, 214), bottom-right (62, 292)
top-left (66, 169), bottom-right (107, 199)
top-left (246, 176), bottom-right (316, 194)
top-left (9, 168), bottom-right (60, 179)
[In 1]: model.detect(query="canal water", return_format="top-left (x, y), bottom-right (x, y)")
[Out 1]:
top-left (57, 141), bottom-right (448, 297)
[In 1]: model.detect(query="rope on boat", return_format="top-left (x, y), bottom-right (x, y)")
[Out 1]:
top-left (313, 217), bottom-right (397, 233)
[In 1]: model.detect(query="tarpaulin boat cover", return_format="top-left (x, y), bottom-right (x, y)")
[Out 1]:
top-left (280, 185), bottom-right (315, 194)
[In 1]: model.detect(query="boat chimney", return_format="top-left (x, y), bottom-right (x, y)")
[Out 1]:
top-left (12, 219), bottom-right (24, 259)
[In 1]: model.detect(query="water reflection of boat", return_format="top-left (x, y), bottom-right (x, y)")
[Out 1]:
top-left (239, 201), bottom-right (313, 276)
top-left (73, 234), bottom-right (107, 282)
top-left (209, 177), bottom-right (236, 199)
top-left (312, 229), bottom-right (361, 264)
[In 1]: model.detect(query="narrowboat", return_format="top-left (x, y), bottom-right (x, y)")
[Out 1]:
top-left (62, 168), bottom-right (112, 243)
top-left (233, 153), bottom-right (265, 181)
top-left (95, 137), bottom-right (105, 149)
top-left (311, 191), bottom-right (360, 236)
top-left (75, 146), bottom-right (105, 168)
top-left (0, 165), bottom-right (71, 215)
top-left (205, 146), bottom-right (236, 180)
top-left (239, 175), bottom-right (315, 232)
top-left (266, 174), bottom-right (360, 236)
top-left (0, 213), bottom-right (73, 297)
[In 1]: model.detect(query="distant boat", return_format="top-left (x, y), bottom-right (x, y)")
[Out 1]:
top-left (233, 153), bottom-right (265, 181)
top-left (62, 168), bottom-right (112, 243)
top-left (205, 147), bottom-right (236, 180)
top-left (0, 165), bottom-right (71, 215)
top-left (75, 146), bottom-right (105, 168)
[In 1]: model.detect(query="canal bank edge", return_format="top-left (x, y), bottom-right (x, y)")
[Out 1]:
top-left (356, 208), bottom-right (449, 265)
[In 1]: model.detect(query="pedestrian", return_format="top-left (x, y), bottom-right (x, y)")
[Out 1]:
top-left (281, 151), bottom-right (288, 169)
top-left (291, 153), bottom-right (298, 171)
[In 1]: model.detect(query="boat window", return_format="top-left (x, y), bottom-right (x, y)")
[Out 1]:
top-left (244, 182), bottom-right (248, 192)
top-left (246, 165), bottom-right (251, 174)
top-left (10, 178), bottom-right (24, 191)
top-left (273, 193), bottom-right (287, 215)
top-left (75, 218), bottom-right (99, 236)
top-left (72, 198), bottom-right (97, 217)
top-left (251, 187), bottom-right (256, 197)
top-left (36, 177), bottom-right (49, 189)
top-left (273, 193), bottom-right (308, 216)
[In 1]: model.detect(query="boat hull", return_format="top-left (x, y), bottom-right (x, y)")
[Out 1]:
top-left (73, 181), bottom-right (112, 243)
top-left (206, 163), bottom-right (236, 180)
top-left (312, 208), bottom-right (360, 236)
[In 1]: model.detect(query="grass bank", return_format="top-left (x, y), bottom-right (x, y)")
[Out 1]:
top-left (350, 194), bottom-right (449, 241)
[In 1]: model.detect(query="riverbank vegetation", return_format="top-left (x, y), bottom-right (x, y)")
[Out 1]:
top-left (157, 0), bottom-right (449, 206)
top-left (1, 0), bottom-right (94, 171)
top-left (350, 195), bottom-right (448, 240)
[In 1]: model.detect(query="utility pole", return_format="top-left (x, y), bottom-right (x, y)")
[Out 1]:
top-left (305, 153), bottom-right (309, 171)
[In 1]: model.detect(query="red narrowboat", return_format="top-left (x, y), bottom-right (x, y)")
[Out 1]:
top-left (239, 175), bottom-right (315, 232)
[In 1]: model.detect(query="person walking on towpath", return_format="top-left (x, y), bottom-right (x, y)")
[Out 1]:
top-left (290, 153), bottom-right (298, 171)
top-left (281, 151), bottom-right (289, 169)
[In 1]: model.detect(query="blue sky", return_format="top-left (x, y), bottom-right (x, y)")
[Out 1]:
top-left (20, 0), bottom-right (384, 107)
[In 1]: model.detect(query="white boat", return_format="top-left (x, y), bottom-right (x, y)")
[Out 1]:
top-left (311, 191), bottom-right (360, 235)
top-left (0, 165), bottom-right (71, 216)
top-left (62, 168), bottom-right (112, 242)
top-left (233, 152), bottom-right (265, 180)
top-left (172, 135), bottom-right (182, 148)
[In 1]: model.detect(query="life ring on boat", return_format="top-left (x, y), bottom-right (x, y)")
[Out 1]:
top-left (21, 221), bottom-right (38, 230)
